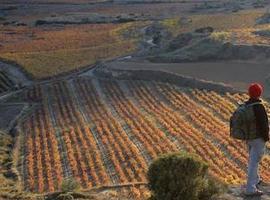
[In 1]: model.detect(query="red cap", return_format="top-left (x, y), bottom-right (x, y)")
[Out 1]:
top-left (248, 83), bottom-right (263, 99)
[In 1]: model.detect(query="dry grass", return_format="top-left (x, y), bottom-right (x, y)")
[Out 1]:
top-left (162, 9), bottom-right (265, 34)
top-left (161, 8), bottom-right (270, 45)
top-left (229, 26), bottom-right (270, 45)
top-left (209, 25), bottom-right (270, 45)
top-left (187, 9), bottom-right (263, 31)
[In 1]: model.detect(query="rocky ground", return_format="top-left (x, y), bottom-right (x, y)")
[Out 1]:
top-left (41, 183), bottom-right (270, 200)
top-left (221, 185), bottom-right (270, 200)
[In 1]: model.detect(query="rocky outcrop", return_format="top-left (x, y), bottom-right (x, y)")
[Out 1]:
top-left (148, 37), bottom-right (270, 63)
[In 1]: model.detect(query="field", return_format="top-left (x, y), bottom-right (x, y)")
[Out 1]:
top-left (1, 1), bottom-right (269, 80)
top-left (1, 1), bottom-right (268, 80)
top-left (17, 76), bottom-right (270, 195)
top-left (0, 22), bottom-right (146, 79)
top-left (0, 0), bottom-right (196, 80)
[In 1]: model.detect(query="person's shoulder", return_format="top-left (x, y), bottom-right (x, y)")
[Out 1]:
top-left (253, 99), bottom-right (266, 110)
top-left (245, 98), bottom-right (264, 108)
top-left (256, 99), bottom-right (264, 105)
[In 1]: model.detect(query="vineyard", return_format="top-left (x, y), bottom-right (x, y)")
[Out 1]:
top-left (0, 22), bottom-right (145, 79)
top-left (17, 76), bottom-right (270, 196)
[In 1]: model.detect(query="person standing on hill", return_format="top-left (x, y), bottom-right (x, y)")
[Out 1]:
top-left (245, 83), bottom-right (269, 196)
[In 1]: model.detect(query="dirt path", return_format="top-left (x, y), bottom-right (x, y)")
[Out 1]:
top-left (107, 60), bottom-right (270, 97)
top-left (92, 78), bottom-right (153, 165)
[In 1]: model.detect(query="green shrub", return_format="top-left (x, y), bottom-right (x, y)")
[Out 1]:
top-left (198, 176), bottom-right (226, 200)
top-left (147, 152), bottom-right (224, 200)
top-left (60, 177), bottom-right (80, 193)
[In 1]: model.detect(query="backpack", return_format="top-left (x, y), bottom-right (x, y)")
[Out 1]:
top-left (230, 102), bottom-right (262, 140)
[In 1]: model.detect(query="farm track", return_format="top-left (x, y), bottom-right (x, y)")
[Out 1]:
top-left (89, 79), bottom-right (150, 183)
top-left (62, 80), bottom-right (111, 187)
top-left (93, 79), bottom-right (153, 165)
top-left (61, 82), bottom-right (96, 188)
top-left (20, 124), bottom-right (28, 191)
top-left (69, 79), bottom-right (119, 185)
top-left (45, 84), bottom-right (72, 178)
top-left (74, 78), bottom-right (151, 185)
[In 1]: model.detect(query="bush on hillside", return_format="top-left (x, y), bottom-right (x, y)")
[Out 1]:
top-left (147, 152), bottom-right (225, 200)
top-left (60, 177), bottom-right (80, 193)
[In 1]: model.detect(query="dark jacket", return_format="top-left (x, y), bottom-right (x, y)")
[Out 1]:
top-left (245, 98), bottom-right (269, 141)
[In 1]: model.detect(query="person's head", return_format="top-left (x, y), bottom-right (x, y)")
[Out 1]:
top-left (248, 83), bottom-right (263, 99)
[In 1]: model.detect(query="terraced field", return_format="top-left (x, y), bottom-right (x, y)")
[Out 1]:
top-left (18, 77), bottom-right (270, 196)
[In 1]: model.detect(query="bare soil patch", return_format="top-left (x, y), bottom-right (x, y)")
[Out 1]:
top-left (107, 60), bottom-right (270, 97)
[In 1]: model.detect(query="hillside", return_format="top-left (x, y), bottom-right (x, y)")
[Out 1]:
top-left (0, 70), bottom-right (265, 198)
top-left (0, 62), bottom-right (269, 199)
top-left (1, 0), bottom-right (270, 80)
